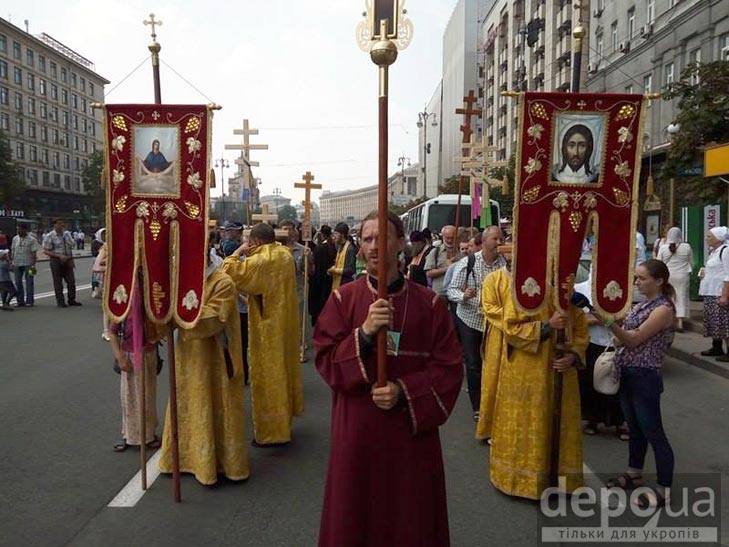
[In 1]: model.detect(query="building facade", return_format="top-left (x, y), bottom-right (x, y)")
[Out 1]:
top-left (260, 193), bottom-right (291, 213)
top-left (319, 164), bottom-right (420, 227)
top-left (0, 18), bottom-right (109, 229)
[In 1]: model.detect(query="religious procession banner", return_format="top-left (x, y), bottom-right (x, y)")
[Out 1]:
top-left (102, 105), bottom-right (212, 328)
top-left (511, 92), bottom-right (648, 318)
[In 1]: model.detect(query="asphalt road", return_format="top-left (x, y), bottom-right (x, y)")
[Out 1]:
top-left (1, 274), bottom-right (727, 547)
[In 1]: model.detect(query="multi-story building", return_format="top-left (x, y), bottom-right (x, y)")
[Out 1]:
top-left (294, 201), bottom-right (321, 230)
top-left (479, 0), bottom-right (589, 161)
top-left (0, 18), bottom-right (109, 229)
top-left (319, 164), bottom-right (420, 227)
top-left (417, 83), bottom-right (443, 198)
top-left (260, 193), bottom-right (291, 214)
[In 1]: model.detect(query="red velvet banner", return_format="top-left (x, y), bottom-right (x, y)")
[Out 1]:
top-left (102, 105), bottom-right (211, 328)
top-left (511, 92), bottom-right (647, 318)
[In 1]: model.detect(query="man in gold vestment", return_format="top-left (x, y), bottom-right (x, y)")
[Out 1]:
top-left (481, 260), bottom-right (589, 499)
top-left (159, 266), bottom-right (249, 485)
top-left (222, 223), bottom-right (303, 445)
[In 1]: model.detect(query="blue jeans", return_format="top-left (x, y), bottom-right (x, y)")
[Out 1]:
top-left (619, 367), bottom-right (674, 487)
top-left (455, 315), bottom-right (483, 412)
top-left (13, 265), bottom-right (34, 305)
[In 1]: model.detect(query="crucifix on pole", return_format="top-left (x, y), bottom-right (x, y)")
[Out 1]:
top-left (294, 171), bottom-right (322, 363)
top-left (225, 119), bottom-right (269, 225)
top-left (251, 204), bottom-right (278, 224)
top-left (454, 90), bottom-right (482, 235)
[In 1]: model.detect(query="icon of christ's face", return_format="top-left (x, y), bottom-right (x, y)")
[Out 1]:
top-left (565, 132), bottom-right (588, 172)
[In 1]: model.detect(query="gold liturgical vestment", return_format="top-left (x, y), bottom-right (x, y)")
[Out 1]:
top-left (159, 270), bottom-right (249, 485)
top-left (482, 269), bottom-right (588, 499)
top-left (222, 243), bottom-right (303, 444)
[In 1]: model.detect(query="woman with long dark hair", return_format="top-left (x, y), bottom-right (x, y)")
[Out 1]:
top-left (594, 259), bottom-right (676, 508)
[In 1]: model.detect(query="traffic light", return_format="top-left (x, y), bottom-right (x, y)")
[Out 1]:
top-left (426, 143), bottom-right (431, 154)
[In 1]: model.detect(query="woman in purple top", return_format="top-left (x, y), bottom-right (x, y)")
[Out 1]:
top-left (593, 259), bottom-right (675, 508)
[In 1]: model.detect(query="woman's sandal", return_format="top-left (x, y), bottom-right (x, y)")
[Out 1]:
top-left (146, 436), bottom-right (161, 449)
top-left (606, 473), bottom-right (644, 490)
top-left (583, 424), bottom-right (598, 435)
top-left (113, 441), bottom-right (129, 452)
top-left (635, 487), bottom-right (667, 509)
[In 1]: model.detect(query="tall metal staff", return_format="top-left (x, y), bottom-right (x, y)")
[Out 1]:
top-left (294, 172), bottom-right (322, 362)
top-left (356, 0), bottom-right (412, 386)
top-left (143, 12), bottom-right (182, 502)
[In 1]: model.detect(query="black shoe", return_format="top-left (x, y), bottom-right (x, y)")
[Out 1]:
top-left (700, 348), bottom-right (724, 357)
top-left (251, 439), bottom-right (290, 448)
top-left (68, 300), bottom-right (82, 306)
top-left (715, 354), bottom-right (729, 362)
top-left (57, 302), bottom-right (68, 308)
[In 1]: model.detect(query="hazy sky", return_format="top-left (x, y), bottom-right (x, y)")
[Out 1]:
top-left (8, 0), bottom-right (458, 204)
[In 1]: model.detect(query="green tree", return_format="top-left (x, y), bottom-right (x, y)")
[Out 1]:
top-left (489, 153), bottom-right (516, 221)
top-left (438, 175), bottom-right (470, 195)
top-left (277, 204), bottom-right (298, 222)
top-left (0, 129), bottom-right (25, 208)
top-left (661, 61), bottom-right (729, 211)
top-left (81, 150), bottom-right (105, 215)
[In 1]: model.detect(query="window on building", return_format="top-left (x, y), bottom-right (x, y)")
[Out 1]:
top-left (90, 122), bottom-right (95, 136)
top-left (0, 35), bottom-right (6, 53)
top-left (82, 118), bottom-right (87, 133)
top-left (51, 107), bottom-right (58, 122)
top-left (53, 151), bottom-right (59, 168)
top-left (0, 60), bottom-right (7, 79)
top-left (28, 121), bottom-right (36, 138)
top-left (82, 139), bottom-right (88, 153)
top-left (14, 67), bottom-right (22, 85)
top-left (62, 132), bottom-right (68, 147)
top-left (74, 157), bottom-right (80, 171)
top-left (28, 97), bottom-right (35, 114)
top-left (73, 115), bottom-right (78, 129)
top-left (41, 126), bottom-right (48, 142)
top-left (596, 33), bottom-right (604, 59)
top-left (41, 149), bottom-right (48, 165)
top-left (689, 48), bottom-right (701, 84)
top-left (51, 84), bottom-right (58, 100)
top-left (89, 82), bottom-right (94, 97)
top-left (0, 112), bottom-right (8, 130)
top-left (64, 154), bottom-right (70, 169)
top-left (64, 175), bottom-right (71, 190)
top-left (627, 8), bottom-right (635, 39)
top-left (26, 49), bottom-right (34, 67)
top-left (15, 117), bottom-right (23, 135)
top-left (42, 171), bottom-right (49, 187)
top-left (50, 61), bottom-right (57, 78)
top-left (39, 79), bottom-right (46, 95)
top-left (72, 94), bottom-right (78, 109)
top-left (40, 102), bottom-right (47, 119)
top-left (0, 86), bottom-right (8, 106)
top-left (53, 173), bottom-right (60, 187)
top-left (647, 0), bottom-right (655, 23)
top-left (90, 141), bottom-right (96, 153)
top-left (14, 92), bottom-right (23, 111)
top-left (74, 135), bottom-right (79, 150)
top-left (80, 77), bottom-right (85, 92)
top-left (12, 41), bottom-right (21, 60)
top-left (61, 67), bottom-right (67, 83)
top-left (644, 74), bottom-right (653, 93)
top-left (63, 111), bottom-right (69, 126)
top-left (62, 89), bottom-right (68, 105)
top-left (81, 98), bottom-right (87, 113)
top-left (721, 35), bottom-right (729, 61)
top-left (38, 55), bottom-right (46, 73)
top-left (626, 84), bottom-right (634, 94)
top-left (71, 72), bottom-right (77, 88)
top-left (29, 169), bottom-right (38, 185)
top-left (16, 142), bottom-right (25, 160)
top-left (74, 177), bottom-right (80, 191)
top-left (30, 145), bottom-right (37, 162)
top-left (665, 62), bottom-right (674, 85)
top-left (52, 129), bottom-right (58, 144)
top-left (611, 22), bottom-right (618, 52)
top-left (26, 73), bottom-right (35, 91)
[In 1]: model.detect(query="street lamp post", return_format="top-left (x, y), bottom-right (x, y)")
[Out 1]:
top-left (397, 154), bottom-right (411, 196)
top-left (272, 187), bottom-right (282, 219)
top-left (416, 108), bottom-right (437, 197)
top-left (214, 157), bottom-right (230, 221)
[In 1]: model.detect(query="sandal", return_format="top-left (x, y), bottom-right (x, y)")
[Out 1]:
top-left (113, 441), bottom-right (129, 452)
top-left (583, 424), bottom-right (598, 435)
top-left (606, 473), bottom-right (644, 490)
top-left (146, 436), bottom-right (161, 449)
top-left (635, 487), bottom-right (667, 509)
top-left (617, 425), bottom-right (630, 441)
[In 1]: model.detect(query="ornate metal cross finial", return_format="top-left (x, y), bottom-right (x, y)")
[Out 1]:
top-left (144, 13), bottom-right (163, 41)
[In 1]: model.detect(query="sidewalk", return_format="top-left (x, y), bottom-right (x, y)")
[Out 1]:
top-left (668, 300), bottom-right (729, 380)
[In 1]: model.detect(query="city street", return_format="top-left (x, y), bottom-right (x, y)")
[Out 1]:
top-left (1, 257), bottom-right (728, 546)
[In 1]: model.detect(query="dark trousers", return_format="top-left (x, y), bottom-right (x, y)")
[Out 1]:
top-left (455, 315), bottom-right (483, 412)
top-left (0, 281), bottom-right (17, 305)
top-left (240, 312), bottom-right (249, 384)
top-left (579, 343), bottom-right (624, 427)
top-left (619, 367), bottom-right (675, 487)
top-left (50, 258), bottom-right (77, 304)
top-left (14, 266), bottom-right (34, 305)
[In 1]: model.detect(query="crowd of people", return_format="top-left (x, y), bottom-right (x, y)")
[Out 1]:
top-left (6, 212), bottom-right (727, 545)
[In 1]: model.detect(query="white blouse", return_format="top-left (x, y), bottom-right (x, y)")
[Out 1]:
top-left (699, 245), bottom-right (729, 296)
top-left (657, 243), bottom-right (693, 275)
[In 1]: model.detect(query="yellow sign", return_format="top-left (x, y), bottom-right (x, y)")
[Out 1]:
top-left (705, 143), bottom-right (729, 177)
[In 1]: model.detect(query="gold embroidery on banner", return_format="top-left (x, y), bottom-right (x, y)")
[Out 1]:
top-left (112, 116), bottom-right (128, 132)
top-left (114, 195), bottom-right (128, 213)
top-left (569, 211), bottom-right (583, 232)
top-left (181, 289), bottom-right (199, 311)
top-left (185, 117), bottom-right (201, 134)
top-left (527, 124), bottom-right (544, 140)
top-left (184, 201), bottom-right (200, 218)
top-left (162, 202), bottom-right (178, 220)
top-left (615, 105), bottom-right (635, 122)
top-left (524, 157), bottom-right (542, 174)
top-left (149, 220), bottom-right (161, 241)
top-left (136, 201), bottom-right (150, 219)
top-left (530, 103), bottom-right (548, 120)
top-left (603, 281), bottom-right (624, 301)
top-left (617, 126), bottom-right (633, 144)
top-left (552, 192), bottom-right (569, 211)
top-left (152, 282), bottom-right (166, 315)
top-left (523, 186), bottom-right (541, 203)
top-left (583, 192), bottom-right (598, 211)
top-left (613, 188), bottom-right (629, 206)
top-left (113, 284), bottom-right (128, 304)
top-left (521, 277), bottom-right (542, 297)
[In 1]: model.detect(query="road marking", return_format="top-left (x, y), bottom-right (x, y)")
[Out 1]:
top-left (108, 450), bottom-right (162, 508)
top-left (33, 284), bottom-right (92, 300)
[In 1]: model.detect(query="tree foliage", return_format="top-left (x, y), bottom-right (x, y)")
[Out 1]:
top-left (438, 175), bottom-right (470, 195)
top-left (277, 204), bottom-right (298, 222)
top-left (81, 150), bottom-right (105, 215)
top-left (0, 129), bottom-right (25, 208)
top-left (389, 195), bottom-right (428, 216)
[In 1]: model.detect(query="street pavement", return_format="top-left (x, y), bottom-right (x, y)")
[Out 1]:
top-left (1, 265), bottom-right (728, 547)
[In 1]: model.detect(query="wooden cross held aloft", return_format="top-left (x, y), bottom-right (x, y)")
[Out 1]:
top-left (251, 203), bottom-right (278, 224)
top-left (294, 171), bottom-right (322, 243)
top-left (226, 119), bottom-right (269, 169)
top-left (454, 90), bottom-right (483, 230)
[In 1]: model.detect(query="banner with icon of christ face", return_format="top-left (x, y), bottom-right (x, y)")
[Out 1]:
top-left (102, 104), bottom-right (211, 328)
top-left (511, 92), bottom-right (647, 318)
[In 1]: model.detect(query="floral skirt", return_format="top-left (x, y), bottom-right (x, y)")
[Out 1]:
top-left (703, 296), bottom-right (729, 338)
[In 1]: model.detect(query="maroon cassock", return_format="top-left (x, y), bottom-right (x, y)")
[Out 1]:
top-left (314, 275), bottom-right (463, 547)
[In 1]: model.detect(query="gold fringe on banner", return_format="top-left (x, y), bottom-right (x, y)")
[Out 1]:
top-left (209, 168), bottom-right (216, 189)
top-left (502, 174), bottom-right (510, 195)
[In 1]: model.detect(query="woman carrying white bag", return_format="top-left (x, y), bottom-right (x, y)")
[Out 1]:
top-left (591, 259), bottom-right (676, 509)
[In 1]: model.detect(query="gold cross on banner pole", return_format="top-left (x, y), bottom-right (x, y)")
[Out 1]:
top-left (143, 13), bottom-right (162, 41)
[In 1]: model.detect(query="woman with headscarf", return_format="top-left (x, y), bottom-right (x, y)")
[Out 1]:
top-left (91, 229), bottom-right (111, 339)
top-left (657, 227), bottom-right (693, 331)
top-left (698, 226), bottom-right (729, 360)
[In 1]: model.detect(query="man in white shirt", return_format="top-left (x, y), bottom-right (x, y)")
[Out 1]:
top-left (425, 225), bottom-right (457, 299)
top-left (10, 222), bottom-right (39, 307)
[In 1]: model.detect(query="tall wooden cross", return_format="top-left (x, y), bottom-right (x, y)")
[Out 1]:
top-left (226, 119), bottom-right (269, 224)
top-left (251, 203), bottom-right (278, 224)
top-left (294, 171), bottom-right (322, 242)
top-left (454, 90), bottom-right (482, 231)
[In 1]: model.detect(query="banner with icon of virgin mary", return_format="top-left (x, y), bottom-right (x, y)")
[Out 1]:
top-left (511, 92), bottom-right (648, 318)
top-left (102, 104), bottom-right (211, 328)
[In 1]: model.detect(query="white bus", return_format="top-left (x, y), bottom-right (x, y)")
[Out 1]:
top-left (401, 195), bottom-right (502, 235)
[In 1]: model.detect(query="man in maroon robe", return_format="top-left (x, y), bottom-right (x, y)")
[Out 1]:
top-left (314, 209), bottom-right (463, 547)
